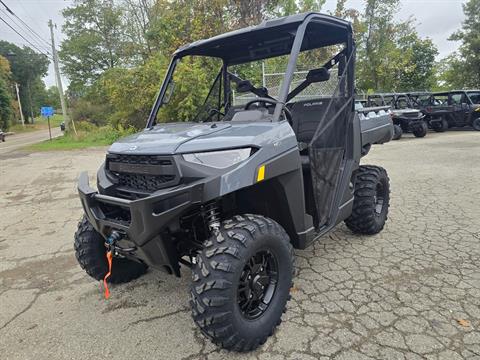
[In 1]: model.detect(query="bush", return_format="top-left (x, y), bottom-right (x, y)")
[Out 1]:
top-left (70, 98), bottom-right (110, 126)
top-left (29, 123), bottom-right (136, 151)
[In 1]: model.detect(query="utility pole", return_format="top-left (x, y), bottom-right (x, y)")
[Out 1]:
top-left (14, 83), bottom-right (25, 128)
top-left (48, 19), bottom-right (74, 133)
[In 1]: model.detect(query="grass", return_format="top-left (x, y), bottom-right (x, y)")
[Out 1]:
top-left (26, 124), bottom-right (134, 151)
top-left (9, 115), bottom-right (64, 133)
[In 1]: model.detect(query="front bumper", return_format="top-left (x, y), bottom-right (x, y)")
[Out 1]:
top-left (393, 115), bottom-right (425, 130)
top-left (78, 171), bottom-right (204, 275)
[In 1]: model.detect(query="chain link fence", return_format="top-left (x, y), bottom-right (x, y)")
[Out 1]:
top-left (233, 61), bottom-right (339, 105)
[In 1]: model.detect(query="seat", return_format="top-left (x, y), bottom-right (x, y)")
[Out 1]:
top-left (289, 99), bottom-right (333, 168)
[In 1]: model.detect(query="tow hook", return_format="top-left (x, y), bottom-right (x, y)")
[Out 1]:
top-left (105, 231), bottom-right (122, 251)
top-left (105, 231), bottom-right (136, 255)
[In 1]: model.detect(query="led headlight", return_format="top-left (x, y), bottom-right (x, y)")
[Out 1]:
top-left (182, 148), bottom-right (252, 169)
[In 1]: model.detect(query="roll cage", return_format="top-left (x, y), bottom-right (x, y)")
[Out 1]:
top-left (146, 12), bottom-right (355, 128)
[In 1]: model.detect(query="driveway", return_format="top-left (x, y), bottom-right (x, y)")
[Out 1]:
top-left (0, 131), bottom-right (479, 359)
top-left (0, 127), bottom-right (62, 155)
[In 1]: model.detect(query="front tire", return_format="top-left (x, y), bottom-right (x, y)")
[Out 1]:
top-left (392, 124), bottom-right (402, 140)
top-left (345, 165), bottom-right (390, 235)
top-left (191, 214), bottom-right (294, 352)
top-left (74, 216), bottom-right (148, 283)
top-left (412, 122), bottom-right (428, 138)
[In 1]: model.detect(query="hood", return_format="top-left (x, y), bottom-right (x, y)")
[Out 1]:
top-left (392, 108), bottom-right (419, 115)
top-left (108, 121), bottom-right (293, 155)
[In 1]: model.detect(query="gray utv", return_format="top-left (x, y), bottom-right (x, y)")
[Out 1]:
top-left (74, 12), bottom-right (393, 352)
top-left (368, 93), bottom-right (427, 140)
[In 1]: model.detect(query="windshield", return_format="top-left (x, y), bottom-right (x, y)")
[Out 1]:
top-left (368, 96), bottom-right (383, 107)
top-left (155, 56), bottom-right (223, 123)
top-left (411, 95), bottom-right (431, 106)
top-left (467, 92), bottom-right (480, 104)
top-left (149, 16), bottom-right (353, 127)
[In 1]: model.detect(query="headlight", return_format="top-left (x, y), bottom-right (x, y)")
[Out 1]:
top-left (182, 148), bottom-right (252, 169)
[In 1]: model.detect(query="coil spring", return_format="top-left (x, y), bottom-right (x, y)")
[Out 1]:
top-left (204, 202), bottom-right (220, 231)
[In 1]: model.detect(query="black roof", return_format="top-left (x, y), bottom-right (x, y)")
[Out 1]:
top-left (407, 92), bottom-right (431, 96)
top-left (433, 90), bottom-right (480, 95)
top-left (174, 12), bottom-right (352, 64)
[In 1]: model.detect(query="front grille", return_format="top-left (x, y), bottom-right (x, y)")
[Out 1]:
top-left (117, 173), bottom-right (175, 192)
top-left (106, 154), bottom-right (179, 193)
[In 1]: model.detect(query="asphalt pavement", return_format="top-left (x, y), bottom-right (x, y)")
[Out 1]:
top-left (0, 127), bottom-right (62, 155)
top-left (0, 130), bottom-right (480, 359)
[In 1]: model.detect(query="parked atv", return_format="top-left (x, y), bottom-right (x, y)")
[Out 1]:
top-left (368, 93), bottom-right (427, 139)
top-left (74, 12), bottom-right (393, 352)
top-left (424, 90), bottom-right (480, 132)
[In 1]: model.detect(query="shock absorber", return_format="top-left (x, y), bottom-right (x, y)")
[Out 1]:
top-left (204, 202), bottom-right (221, 232)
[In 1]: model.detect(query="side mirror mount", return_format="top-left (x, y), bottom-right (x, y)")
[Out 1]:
top-left (236, 80), bottom-right (254, 93)
top-left (162, 80), bottom-right (175, 104)
top-left (306, 67), bottom-right (330, 83)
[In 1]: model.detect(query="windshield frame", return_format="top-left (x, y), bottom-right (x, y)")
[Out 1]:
top-left (466, 91), bottom-right (480, 105)
top-left (146, 14), bottom-right (354, 128)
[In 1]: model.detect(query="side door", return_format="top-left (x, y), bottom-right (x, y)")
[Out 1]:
top-left (450, 93), bottom-right (468, 127)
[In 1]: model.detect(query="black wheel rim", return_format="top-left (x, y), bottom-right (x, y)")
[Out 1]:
top-left (237, 250), bottom-right (278, 320)
top-left (374, 182), bottom-right (386, 215)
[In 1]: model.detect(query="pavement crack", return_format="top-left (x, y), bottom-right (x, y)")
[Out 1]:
top-left (127, 307), bottom-right (190, 327)
top-left (0, 292), bottom-right (41, 331)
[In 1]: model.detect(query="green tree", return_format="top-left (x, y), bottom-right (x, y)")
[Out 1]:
top-left (43, 86), bottom-right (62, 110)
top-left (435, 54), bottom-right (468, 90)
top-left (355, 1), bottom-right (438, 93)
top-left (396, 25), bottom-right (438, 91)
top-left (0, 41), bottom-right (49, 122)
top-left (447, 0), bottom-right (480, 88)
top-left (0, 55), bottom-right (13, 129)
top-left (60, 0), bottom-right (126, 93)
top-left (356, 0), bottom-right (406, 92)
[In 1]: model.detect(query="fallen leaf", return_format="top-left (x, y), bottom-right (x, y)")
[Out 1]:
top-left (457, 319), bottom-right (470, 327)
top-left (290, 286), bottom-right (300, 293)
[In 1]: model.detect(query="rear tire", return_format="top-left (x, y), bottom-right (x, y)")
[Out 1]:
top-left (190, 214), bottom-right (294, 352)
top-left (345, 165), bottom-right (390, 235)
top-left (413, 122), bottom-right (428, 138)
top-left (392, 125), bottom-right (402, 140)
top-left (74, 216), bottom-right (148, 283)
top-left (472, 118), bottom-right (480, 131)
top-left (432, 118), bottom-right (448, 132)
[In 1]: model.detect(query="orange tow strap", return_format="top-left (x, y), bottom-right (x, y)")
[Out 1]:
top-left (103, 251), bottom-right (113, 299)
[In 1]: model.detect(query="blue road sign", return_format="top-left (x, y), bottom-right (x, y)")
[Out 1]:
top-left (41, 106), bottom-right (54, 117)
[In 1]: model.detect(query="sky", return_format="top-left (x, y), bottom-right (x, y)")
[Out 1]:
top-left (0, 0), bottom-right (467, 87)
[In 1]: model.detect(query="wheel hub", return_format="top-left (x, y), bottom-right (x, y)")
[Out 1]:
top-left (237, 250), bottom-right (278, 319)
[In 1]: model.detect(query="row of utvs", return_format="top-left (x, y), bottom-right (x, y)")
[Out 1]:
top-left (357, 91), bottom-right (480, 140)
top-left (72, 13), bottom-right (468, 352)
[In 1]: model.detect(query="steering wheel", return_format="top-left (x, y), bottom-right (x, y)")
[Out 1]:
top-left (244, 97), bottom-right (293, 125)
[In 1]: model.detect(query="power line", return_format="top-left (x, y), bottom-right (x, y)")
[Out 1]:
top-left (0, 0), bottom-right (52, 48)
top-left (0, 8), bottom-right (51, 55)
top-left (0, 14), bottom-right (52, 59)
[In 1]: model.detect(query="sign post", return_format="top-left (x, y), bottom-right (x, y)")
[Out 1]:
top-left (41, 107), bottom-right (54, 141)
